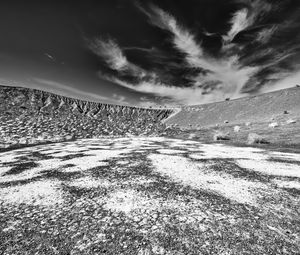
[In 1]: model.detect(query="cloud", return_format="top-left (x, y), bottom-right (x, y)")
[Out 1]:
top-left (138, 4), bottom-right (258, 98)
top-left (103, 75), bottom-right (245, 105)
top-left (223, 0), bottom-right (273, 44)
top-left (138, 4), bottom-right (205, 68)
top-left (86, 1), bottom-right (300, 106)
top-left (88, 38), bottom-right (128, 71)
top-left (223, 8), bottom-right (250, 43)
top-left (255, 25), bottom-right (277, 44)
top-left (84, 4), bottom-right (260, 105)
top-left (88, 37), bottom-right (149, 80)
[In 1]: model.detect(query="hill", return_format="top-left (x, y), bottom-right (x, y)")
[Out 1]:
top-left (1, 85), bottom-right (300, 150)
top-left (165, 87), bottom-right (300, 148)
top-left (0, 85), bottom-right (173, 150)
top-left (166, 86), bottom-right (300, 128)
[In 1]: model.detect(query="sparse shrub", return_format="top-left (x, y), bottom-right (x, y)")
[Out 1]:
top-left (286, 119), bottom-right (296, 124)
top-left (269, 122), bottom-right (279, 128)
top-left (189, 133), bottom-right (197, 139)
top-left (234, 126), bottom-right (241, 132)
top-left (18, 138), bottom-right (28, 144)
top-left (213, 132), bottom-right (230, 141)
top-left (65, 135), bottom-right (75, 141)
top-left (247, 133), bottom-right (269, 145)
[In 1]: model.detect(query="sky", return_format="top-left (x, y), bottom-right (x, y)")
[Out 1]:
top-left (0, 0), bottom-right (300, 106)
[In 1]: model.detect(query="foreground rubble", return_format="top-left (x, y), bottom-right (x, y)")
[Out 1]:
top-left (0, 137), bottom-right (299, 254)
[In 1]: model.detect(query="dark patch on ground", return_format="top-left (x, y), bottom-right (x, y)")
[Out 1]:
top-left (88, 147), bottom-right (109, 151)
top-left (61, 184), bottom-right (104, 199)
top-left (1, 138), bottom-right (300, 254)
top-left (281, 187), bottom-right (300, 196)
top-left (19, 151), bottom-right (54, 160)
top-left (59, 153), bottom-right (89, 161)
top-left (268, 158), bottom-right (300, 165)
top-left (41, 169), bottom-right (82, 182)
top-left (196, 159), bottom-right (272, 183)
top-left (0, 176), bottom-right (43, 189)
top-left (61, 163), bottom-right (77, 168)
top-left (3, 162), bottom-right (39, 176)
top-left (0, 140), bottom-right (74, 153)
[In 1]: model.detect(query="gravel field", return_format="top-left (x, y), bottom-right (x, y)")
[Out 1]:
top-left (1, 137), bottom-right (299, 254)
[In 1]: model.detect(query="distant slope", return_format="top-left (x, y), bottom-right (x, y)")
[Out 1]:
top-left (166, 87), bottom-right (300, 128)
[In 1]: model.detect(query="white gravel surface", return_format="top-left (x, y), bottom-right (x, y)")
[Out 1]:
top-left (149, 154), bottom-right (262, 205)
top-left (0, 180), bottom-right (63, 206)
top-left (236, 159), bottom-right (300, 178)
top-left (1, 137), bottom-right (299, 209)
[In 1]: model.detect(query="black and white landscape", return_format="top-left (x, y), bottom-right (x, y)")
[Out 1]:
top-left (1, 1), bottom-right (300, 254)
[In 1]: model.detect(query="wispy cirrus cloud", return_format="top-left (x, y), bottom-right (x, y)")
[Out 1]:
top-left (223, 0), bottom-right (273, 44)
top-left (86, 1), bottom-right (300, 105)
top-left (85, 4), bottom-right (259, 104)
top-left (223, 8), bottom-right (249, 43)
top-left (255, 25), bottom-right (277, 44)
top-left (88, 37), bottom-right (152, 81)
top-left (137, 4), bottom-right (258, 97)
top-left (88, 38), bottom-right (128, 71)
top-left (137, 4), bottom-right (205, 69)
top-left (101, 75), bottom-right (244, 105)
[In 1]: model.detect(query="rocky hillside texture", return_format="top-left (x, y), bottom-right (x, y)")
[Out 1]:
top-left (165, 86), bottom-right (300, 147)
top-left (0, 85), bottom-right (173, 149)
top-left (166, 86), bottom-right (300, 128)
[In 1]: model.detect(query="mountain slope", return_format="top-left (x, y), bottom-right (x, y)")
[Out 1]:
top-left (166, 86), bottom-right (300, 128)
top-left (0, 85), bottom-right (173, 149)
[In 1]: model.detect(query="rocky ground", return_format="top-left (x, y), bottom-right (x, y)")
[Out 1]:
top-left (165, 86), bottom-right (300, 148)
top-left (1, 137), bottom-right (299, 255)
top-left (0, 85), bottom-right (173, 151)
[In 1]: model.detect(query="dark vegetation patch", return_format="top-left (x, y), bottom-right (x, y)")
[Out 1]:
top-left (0, 176), bottom-right (43, 189)
top-left (15, 151), bottom-right (54, 161)
top-left (61, 184), bottom-right (102, 198)
top-left (281, 188), bottom-right (300, 196)
top-left (0, 140), bottom-right (65, 153)
top-left (276, 176), bottom-right (300, 183)
top-left (88, 147), bottom-right (109, 151)
top-left (4, 162), bottom-right (39, 176)
top-left (268, 158), bottom-right (300, 165)
top-left (195, 159), bottom-right (271, 183)
top-left (59, 153), bottom-right (89, 161)
top-left (61, 163), bottom-right (77, 168)
top-left (41, 169), bottom-right (82, 181)
top-left (90, 151), bottom-right (251, 209)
